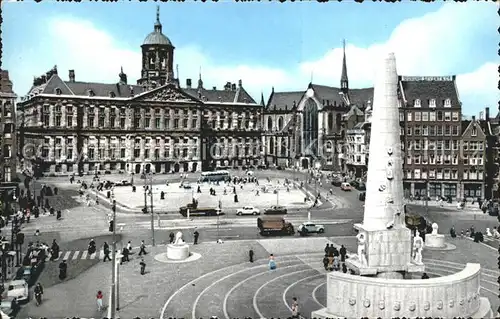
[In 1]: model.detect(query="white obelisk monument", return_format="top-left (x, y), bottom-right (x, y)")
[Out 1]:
top-left (346, 52), bottom-right (424, 279)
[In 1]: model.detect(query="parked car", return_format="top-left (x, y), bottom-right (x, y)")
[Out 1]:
top-left (331, 180), bottom-right (342, 187)
top-left (0, 297), bottom-right (14, 317)
top-left (182, 182), bottom-right (192, 189)
top-left (264, 206), bottom-right (288, 215)
top-left (298, 222), bottom-right (325, 235)
top-left (358, 191), bottom-right (366, 201)
top-left (236, 206), bottom-right (260, 216)
top-left (356, 183), bottom-right (366, 191)
top-left (6, 280), bottom-right (29, 303)
top-left (341, 182), bottom-right (352, 191)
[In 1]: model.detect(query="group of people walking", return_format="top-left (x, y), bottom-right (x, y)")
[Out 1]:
top-left (322, 244), bottom-right (348, 273)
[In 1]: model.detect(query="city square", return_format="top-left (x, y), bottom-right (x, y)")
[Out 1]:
top-left (1, 1), bottom-right (500, 319)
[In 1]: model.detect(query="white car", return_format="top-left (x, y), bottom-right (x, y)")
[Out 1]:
top-left (236, 206), bottom-right (260, 216)
top-left (6, 280), bottom-right (29, 303)
top-left (298, 222), bottom-right (325, 235)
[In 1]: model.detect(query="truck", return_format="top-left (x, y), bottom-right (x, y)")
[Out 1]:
top-left (257, 216), bottom-right (295, 236)
top-left (179, 199), bottom-right (220, 217)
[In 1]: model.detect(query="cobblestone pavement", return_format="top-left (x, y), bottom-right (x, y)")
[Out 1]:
top-left (16, 236), bottom-right (499, 319)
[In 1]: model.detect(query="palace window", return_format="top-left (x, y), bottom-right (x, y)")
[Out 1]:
top-left (463, 155), bottom-right (468, 165)
top-left (99, 116), bottom-right (105, 127)
top-left (183, 119), bottom-right (188, 128)
top-left (422, 112), bottom-right (428, 121)
top-left (437, 125), bottom-right (443, 135)
top-left (471, 126), bottom-right (477, 136)
top-left (55, 115), bottom-right (61, 127)
top-left (134, 118), bottom-right (140, 128)
top-left (414, 125), bottom-right (421, 136)
top-left (414, 169), bottom-right (421, 179)
top-left (429, 99), bottom-right (436, 108)
top-left (145, 118), bottom-right (150, 128)
top-left (452, 125), bottom-right (459, 136)
top-left (444, 98), bottom-right (451, 107)
top-left (120, 149), bottom-right (126, 158)
top-left (192, 119), bottom-right (197, 128)
top-left (164, 118), bottom-right (170, 129)
top-left (144, 149), bottom-right (150, 159)
top-left (444, 112), bottom-right (451, 121)
top-left (429, 125), bottom-right (435, 136)
top-left (429, 112), bottom-right (436, 121)
top-left (437, 111), bottom-right (443, 121)
top-left (414, 112), bottom-right (421, 121)
top-left (422, 125), bottom-right (428, 136)
top-left (452, 112), bottom-right (459, 121)
top-left (66, 115), bottom-right (73, 127)
top-left (452, 140), bottom-right (458, 150)
top-left (407, 113), bottom-right (412, 121)
top-left (174, 119), bottom-right (179, 129)
top-left (88, 148), bottom-right (95, 160)
top-left (120, 118), bottom-right (125, 128)
top-left (110, 116), bottom-right (115, 128)
top-left (155, 118), bottom-right (160, 129)
top-left (414, 99), bottom-right (421, 108)
top-left (406, 127), bottom-right (412, 136)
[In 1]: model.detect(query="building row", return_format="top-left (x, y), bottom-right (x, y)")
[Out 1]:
top-left (4, 7), bottom-right (500, 200)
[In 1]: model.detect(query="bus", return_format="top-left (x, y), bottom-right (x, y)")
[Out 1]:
top-left (199, 170), bottom-right (231, 182)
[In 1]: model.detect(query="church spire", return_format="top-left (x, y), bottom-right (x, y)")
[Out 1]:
top-left (260, 91), bottom-right (265, 106)
top-left (340, 39), bottom-right (349, 94)
top-left (154, 5), bottom-right (162, 33)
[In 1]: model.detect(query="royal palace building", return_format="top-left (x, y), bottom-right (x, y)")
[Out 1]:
top-left (18, 8), bottom-right (263, 176)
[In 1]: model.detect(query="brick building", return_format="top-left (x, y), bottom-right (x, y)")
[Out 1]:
top-left (0, 70), bottom-right (18, 182)
top-left (18, 8), bottom-right (262, 176)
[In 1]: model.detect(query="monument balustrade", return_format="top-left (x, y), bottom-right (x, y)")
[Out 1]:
top-left (323, 263), bottom-right (487, 318)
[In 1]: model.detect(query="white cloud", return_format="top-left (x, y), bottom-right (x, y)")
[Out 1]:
top-left (11, 3), bottom-right (498, 116)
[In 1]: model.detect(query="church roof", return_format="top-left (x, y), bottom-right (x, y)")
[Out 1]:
top-left (348, 88), bottom-right (374, 109)
top-left (310, 84), bottom-right (345, 106)
top-left (267, 91), bottom-right (303, 111)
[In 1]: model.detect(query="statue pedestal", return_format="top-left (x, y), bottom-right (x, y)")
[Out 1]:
top-left (425, 234), bottom-right (446, 248)
top-left (166, 244), bottom-right (190, 260)
top-left (347, 224), bottom-right (425, 277)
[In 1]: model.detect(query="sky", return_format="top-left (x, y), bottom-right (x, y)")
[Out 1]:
top-left (2, 1), bottom-right (499, 117)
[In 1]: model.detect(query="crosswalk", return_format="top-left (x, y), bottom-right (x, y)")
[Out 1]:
top-left (46, 249), bottom-right (104, 262)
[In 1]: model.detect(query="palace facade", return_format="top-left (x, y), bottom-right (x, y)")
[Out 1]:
top-left (18, 8), bottom-right (263, 176)
top-left (0, 70), bottom-right (18, 182)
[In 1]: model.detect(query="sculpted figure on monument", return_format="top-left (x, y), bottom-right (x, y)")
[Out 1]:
top-left (356, 232), bottom-right (368, 266)
top-left (431, 223), bottom-right (439, 235)
top-left (393, 301), bottom-right (401, 311)
top-left (413, 230), bottom-right (423, 264)
top-left (174, 231), bottom-right (185, 245)
top-left (378, 300), bottom-right (385, 310)
top-left (424, 301), bottom-right (430, 311)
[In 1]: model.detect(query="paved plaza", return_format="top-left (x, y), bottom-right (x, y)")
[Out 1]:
top-left (17, 236), bottom-right (499, 319)
top-left (103, 179), bottom-right (311, 212)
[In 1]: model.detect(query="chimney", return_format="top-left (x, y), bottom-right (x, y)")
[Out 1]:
top-left (472, 116), bottom-right (476, 121)
top-left (186, 79), bottom-right (192, 89)
top-left (212, 86), bottom-right (216, 90)
top-left (41, 75), bottom-right (47, 83)
top-left (238, 79), bottom-right (242, 87)
top-left (69, 70), bottom-right (75, 82)
top-left (485, 107), bottom-right (490, 121)
top-left (231, 83), bottom-right (236, 91)
top-left (224, 82), bottom-right (231, 91)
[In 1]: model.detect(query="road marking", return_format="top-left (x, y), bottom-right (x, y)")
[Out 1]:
top-left (254, 269), bottom-right (317, 319)
top-left (72, 251), bottom-right (80, 260)
top-left (311, 282), bottom-right (326, 308)
top-left (53, 252), bottom-right (61, 261)
top-left (205, 228), bottom-right (232, 232)
top-left (89, 252), bottom-right (97, 259)
top-left (63, 251), bottom-right (71, 260)
top-left (81, 251), bottom-right (88, 259)
top-left (99, 250), bottom-right (104, 260)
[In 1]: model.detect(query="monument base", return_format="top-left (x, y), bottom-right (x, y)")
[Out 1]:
top-left (166, 244), bottom-right (190, 260)
top-left (425, 234), bottom-right (446, 248)
top-left (311, 297), bottom-right (492, 319)
top-left (349, 223), bottom-right (424, 276)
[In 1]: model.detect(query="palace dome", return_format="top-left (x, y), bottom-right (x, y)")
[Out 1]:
top-left (143, 30), bottom-right (172, 46)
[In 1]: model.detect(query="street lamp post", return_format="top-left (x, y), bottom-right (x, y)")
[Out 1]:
top-left (143, 172), bottom-right (155, 246)
top-left (109, 192), bottom-right (118, 318)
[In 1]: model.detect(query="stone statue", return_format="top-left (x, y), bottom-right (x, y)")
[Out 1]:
top-left (174, 231), bottom-right (185, 245)
top-left (486, 228), bottom-right (492, 237)
top-left (413, 231), bottom-right (423, 264)
top-left (431, 223), bottom-right (439, 235)
top-left (356, 232), bottom-right (368, 266)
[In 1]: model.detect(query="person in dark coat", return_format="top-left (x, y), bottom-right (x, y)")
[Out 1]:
top-left (339, 245), bottom-right (347, 262)
top-left (332, 247), bottom-right (339, 257)
top-left (421, 272), bottom-right (429, 279)
top-left (324, 244), bottom-right (330, 255)
top-left (169, 232), bottom-right (175, 244)
top-left (103, 242), bottom-right (111, 262)
top-left (322, 254), bottom-right (329, 270)
top-left (140, 258), bottom-right (146, 275)
top-left (342, 263), bottom-right (348, 273)
top-left (59, 260), bottom-right (67, 279)
top-left (193, 229), bottom-right (199, 245)
top-left (121, 247), bottom-right (130, 264)
top-left (249, 249), bottom-right (254, 263)
top-left (50, 240), bottom-right (60, 261)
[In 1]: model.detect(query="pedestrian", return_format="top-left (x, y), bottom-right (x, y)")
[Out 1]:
top-left (269, 254), bottom-right (276, 270)
top-left (127, 241), bottom-right (132, 253)
top-left (340, 245), bottom-right (347, 262)
top-left (140, 258), bottom-right (146, 275)
top-left (139, 240), bottom-right (147, 256)
top-left (249, 249), bottom-right (254, 263)
top-left (193, 229), bottom-right (199, 245)
top-left (421, 272), bottom-right (429, 279)
top-left (342, 263), bottom-right (347, 273)
top-left (324, 244), bottom-right (329, 255)
top-left (291, 297), bottom-right (299, 319)
top-left (59, 260), bottom-right (67, 280)
top-left (103, 242), bottom-right (111, 262)
top-left (121, 247), bottom-right (130, 263)
top-left (169, 232), bottom-right (175, 244)
top-left (333, 255), bottom-right (340, 271)
top-left (96, 290), bottom-right (103, 311)
top-left (322, 254), bottom-right (329, 270)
